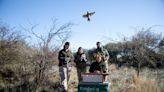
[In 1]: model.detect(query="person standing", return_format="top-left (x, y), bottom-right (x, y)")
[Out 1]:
top-left (58, 42), bottom-right (74, 92)
top-left (93, 42), bottom-right (109, 73)
top-left (74, 47), bottom-right (87, 82)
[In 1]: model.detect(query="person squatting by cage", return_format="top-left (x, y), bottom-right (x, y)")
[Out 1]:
top-left (89, 54), bottom-right (106, 73)
top-left (89, 54), bottom-right (109, 82)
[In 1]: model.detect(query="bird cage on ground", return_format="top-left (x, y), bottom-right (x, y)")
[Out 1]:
top-left (78, 73), bottom-right (111, 92)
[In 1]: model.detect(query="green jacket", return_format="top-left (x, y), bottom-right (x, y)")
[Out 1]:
top-left (58, 49), bottom-right (74, 66)
top-left (94, 47), bottom-right (109, 61)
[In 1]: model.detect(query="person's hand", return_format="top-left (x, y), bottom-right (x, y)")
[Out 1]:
top-left (81, 55), bottom-right (84, 60)
top-left (81, 54), bottom-right (87, 61)
top-left (65, 58), bottom-right (70, 62)
top-left (81, 54), bottom-right (86, 59)
top-left (102, 55), bottom-right (108, 61)
top-left (94, 70), bottom-right (100, 73)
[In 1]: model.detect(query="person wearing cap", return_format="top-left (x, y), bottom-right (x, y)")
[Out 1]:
top-left (74, 47), bottom-right (88, 81)
top-left (58, 42), bottom-right (74, 92)
top-left (93, 41), bottom-right (109, 73)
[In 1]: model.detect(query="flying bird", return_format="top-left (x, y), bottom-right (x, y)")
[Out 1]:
top-left (83, 11), bottom-right (95, 21)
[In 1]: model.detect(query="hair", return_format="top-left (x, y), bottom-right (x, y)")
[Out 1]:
top-left (78, 47), bottom-right (82, 50)
top-left (77, 47), bottom-right (83, 53)
top-left (63, 42), bottom-right (70, 49)
top-left (64, 42), bottom-right (70, 45)
top-left (96, 41), bottom-right (101, 45)
top-left (96, 54), bottom-right (102, 59)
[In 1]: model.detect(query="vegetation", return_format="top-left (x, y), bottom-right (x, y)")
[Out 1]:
top-left (0, 22), bottom-right (164, 92)
top-left (0, 21), bottom-right (73, 92)
top-left (88, 26), bottom-right (164, 75)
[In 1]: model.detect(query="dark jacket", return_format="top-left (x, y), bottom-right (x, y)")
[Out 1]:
top-left (89, 61), bottom-right (106, 73)
top-left (58, 49), bottom-right (73, 66)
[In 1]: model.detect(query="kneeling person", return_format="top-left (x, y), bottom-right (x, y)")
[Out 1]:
top-left (89, 54), bottom-right (107, 73)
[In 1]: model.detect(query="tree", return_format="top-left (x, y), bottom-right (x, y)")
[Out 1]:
top-left (101, 26), bottom-right (163, 76)
top-left (21, 19), bottom-right (73, 90)
top-left (120, 26), bottom-right (162, 76)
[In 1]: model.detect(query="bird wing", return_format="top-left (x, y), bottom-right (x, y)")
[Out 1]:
top-left (83, 14), bottom-right (87, 18)
top-left (89, 12), bottom-right (95, 16)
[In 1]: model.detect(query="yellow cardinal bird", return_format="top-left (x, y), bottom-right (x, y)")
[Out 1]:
top-left (83, 11), bottom-right (95, 21)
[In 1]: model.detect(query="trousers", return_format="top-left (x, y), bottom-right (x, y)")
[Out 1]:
top-left (59, 65), bottom-right (71, 91)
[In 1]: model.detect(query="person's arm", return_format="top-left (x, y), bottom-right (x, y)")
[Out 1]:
top-left (104, 49), bottom-right (109, 60)
top-left (58, 50), bottom-right (62, 61)
top-left (59, 50), bottom-right (66, 60)
top-left (58, 50), bottom-right (65, 66)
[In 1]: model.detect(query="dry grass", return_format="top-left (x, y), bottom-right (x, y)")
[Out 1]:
top-left (108, 64), bottom-right (164, 92)
top-left (133, 75), bottom-right (158, 92)
top-left (48, 65), bottom-right (164, 92)
top-left (48, 66), bottom-right (78, 92)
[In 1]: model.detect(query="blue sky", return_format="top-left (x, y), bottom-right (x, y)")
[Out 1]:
top-left (0, 0), bottom-right (164, 51)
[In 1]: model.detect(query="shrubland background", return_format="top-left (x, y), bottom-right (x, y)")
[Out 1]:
top-left (0, 22), bottom-right (164, 92)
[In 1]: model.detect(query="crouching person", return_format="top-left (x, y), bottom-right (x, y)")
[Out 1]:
top-left (58, 42), bottom-right (74, 92)
top-left (89, 54), bottom-right (107, 73)
top-left (89, 54), bottom-right (108, 81)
